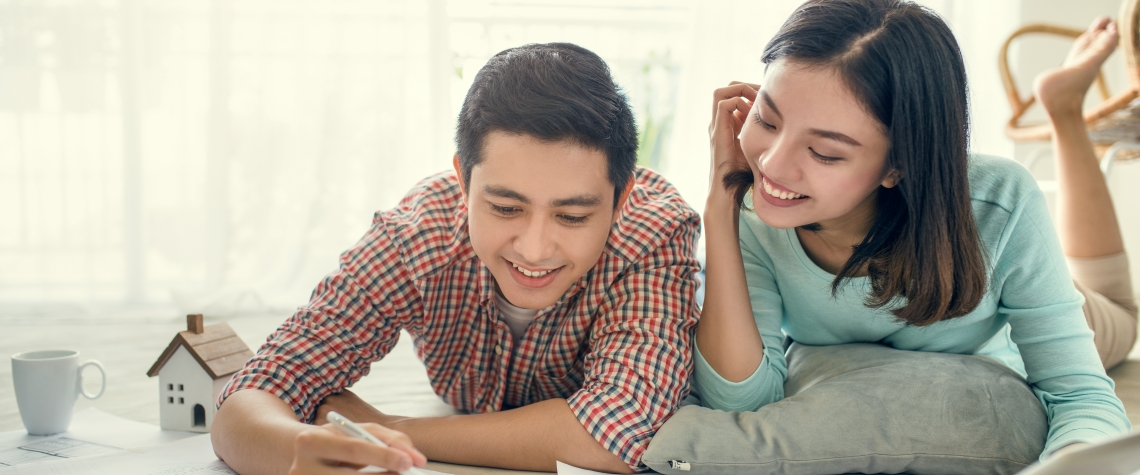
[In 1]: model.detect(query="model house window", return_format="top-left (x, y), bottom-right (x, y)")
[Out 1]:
top-left (168, 384), bottom-right (173, 391)
top-left (179, 397), bottom-right (184, 404)
top-left (168, 397), bottom-right (173, 403)
top-left (178, 384), bottom-right (184, 391)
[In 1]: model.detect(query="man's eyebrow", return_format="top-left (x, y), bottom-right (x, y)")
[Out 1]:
top-left (552, 194), bottom-right (603, 208)
top-left (809, 128), bottom-right (863, 146)
top-left (483, 185), bottom-right (530, 204)
top-left (760, 90), bottom-right (782, 119)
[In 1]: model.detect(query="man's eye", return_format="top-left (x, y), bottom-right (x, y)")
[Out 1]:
top-left (490, 204), bottom-right (521, 216)
top-left (560, 214), bottom-right (588, 225)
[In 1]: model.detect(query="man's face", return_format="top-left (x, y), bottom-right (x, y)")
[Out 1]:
top-left (465, 131), bottom-right (617, 310)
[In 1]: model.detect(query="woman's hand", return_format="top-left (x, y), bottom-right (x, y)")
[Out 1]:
top-left (708, 82), bottom-right (759, 194)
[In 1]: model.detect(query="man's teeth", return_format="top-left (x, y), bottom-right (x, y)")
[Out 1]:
top-left (513, 263), bottom-right (555, 278)
top-left (762, 178), bottom-right (805, 200)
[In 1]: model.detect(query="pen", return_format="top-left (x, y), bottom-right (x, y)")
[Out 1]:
top-left (326, 411), bottom-right (429, 475)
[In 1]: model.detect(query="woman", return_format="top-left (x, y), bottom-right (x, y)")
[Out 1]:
top-left (697, 0), bottom-right (1133, 459)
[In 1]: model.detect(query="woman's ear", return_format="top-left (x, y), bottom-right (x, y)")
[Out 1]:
top-left (881, 169), bottom-right (902, 188)
top-left (452, 154), bottom-right (467, 198)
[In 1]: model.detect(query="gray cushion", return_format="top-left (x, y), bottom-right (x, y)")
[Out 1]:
top-left (643, 343), bottom-right (1047, 475)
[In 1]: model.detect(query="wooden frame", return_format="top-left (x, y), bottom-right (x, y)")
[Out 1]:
top-left (1000, 0), bottom-right (1140, 142)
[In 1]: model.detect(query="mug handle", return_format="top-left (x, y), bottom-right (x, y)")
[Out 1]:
top-left (78, 360), bottom-right (106, 400)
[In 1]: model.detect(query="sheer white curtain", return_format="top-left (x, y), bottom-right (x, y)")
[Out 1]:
top-left (1, 0), bottom-right (450, 318)
top-left (0, 0), bottom-right (1034, 319)
top-left (0, 0), bottom-right (693, 319)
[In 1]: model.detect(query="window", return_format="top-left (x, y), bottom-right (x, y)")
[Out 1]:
top-left (168, 384), bottom-right (173, 391)
top-left (179, 397), bottom-right (184, 404)
top-left (168, 397), bottom-right (173, 403)
top-left (178, 384), bottom-right (183, 391)
top-left (0, 0), bottom-right (693, 311)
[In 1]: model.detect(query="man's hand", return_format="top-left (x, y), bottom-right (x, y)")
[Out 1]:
top-left (315, 389), bottom-right (399, 427)
top-left (291, 422), bottom-right (427, 475)
top-left (211, 389), bottom-right (427, 475)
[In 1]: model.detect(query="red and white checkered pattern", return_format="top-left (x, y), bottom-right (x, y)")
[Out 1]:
top-left (218, 167), bottom-right (701, 470)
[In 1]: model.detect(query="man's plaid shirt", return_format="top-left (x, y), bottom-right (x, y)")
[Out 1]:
top-left (218, 167), bottom-right (702, 470)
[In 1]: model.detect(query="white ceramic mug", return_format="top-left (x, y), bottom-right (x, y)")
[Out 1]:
top-left (11, 349), bottom-right (106, 435)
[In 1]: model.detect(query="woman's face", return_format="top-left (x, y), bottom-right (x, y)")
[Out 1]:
top-left (738, 59), bottom-right (896, 232)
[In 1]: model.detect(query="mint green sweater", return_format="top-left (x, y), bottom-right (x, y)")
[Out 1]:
top-left (694, 154), bottom-right (1130, 457)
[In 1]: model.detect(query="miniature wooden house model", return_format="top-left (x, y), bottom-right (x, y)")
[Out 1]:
top-left (146, 314), bottom-right (254, 432)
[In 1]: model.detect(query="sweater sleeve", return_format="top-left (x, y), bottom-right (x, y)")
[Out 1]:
top-left (996, 188), bottom-right (1131, 458)
top-left (692, 219), bottom-right (789, 412)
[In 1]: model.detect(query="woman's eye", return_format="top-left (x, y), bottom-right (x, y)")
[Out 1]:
top-left (809, 148), bottom-right (842, 164)
top-left (560, 214), bottom-right (588, 225)
top-left (754, 110), bottom-right (776, 130)
top-left (490, 204), bottom-right (521, 216)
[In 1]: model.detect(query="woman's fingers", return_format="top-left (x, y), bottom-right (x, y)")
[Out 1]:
top-left (711, 95), bottom-right (752, 177)
top-left (712, 95), bottom-right (753, 140)
top-left (711, 82), bottom-right (758, 120)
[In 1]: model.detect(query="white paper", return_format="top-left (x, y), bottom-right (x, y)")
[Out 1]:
top-left (0, 437), bottom-right (124, 468)
top-left (556, 461), bottom-right (624, 475)
top-left (0, 434), bottom-right (231, 475)
top-left (65, 408), bottom-right (198, 450)
top-left (0, 409), bottom-right (454, 475)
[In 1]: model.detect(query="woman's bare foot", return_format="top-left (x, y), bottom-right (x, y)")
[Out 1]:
top-left (1033, 16), bottom-right (1118, 117)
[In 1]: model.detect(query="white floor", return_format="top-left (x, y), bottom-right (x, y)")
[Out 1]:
top-left (3, 313), bottom-right (1139, 474)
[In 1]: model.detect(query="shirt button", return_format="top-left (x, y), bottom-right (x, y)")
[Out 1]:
top-left (495, 345), bottom-right (503, 355)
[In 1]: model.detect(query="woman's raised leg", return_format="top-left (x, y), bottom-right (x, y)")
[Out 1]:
top-left (1033, 16), bottom-right (1137, 368)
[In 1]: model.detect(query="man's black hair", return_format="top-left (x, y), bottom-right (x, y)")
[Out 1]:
top-left (455, 43), bottom-right (638, 208)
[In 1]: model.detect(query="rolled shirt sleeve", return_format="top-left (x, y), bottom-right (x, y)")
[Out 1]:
top-left (217, 217), bottom-right (416, 422)
top-left (566, 205), bottom-right (702, 471)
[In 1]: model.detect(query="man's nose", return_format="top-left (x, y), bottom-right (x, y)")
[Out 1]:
top-left (514, 216), bottom-right (556, 264)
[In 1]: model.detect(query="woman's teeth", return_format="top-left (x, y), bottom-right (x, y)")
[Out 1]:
top-left (513, 263), bottom-right (555, 278)
top-left (762, 177), bottom-right (805, 200)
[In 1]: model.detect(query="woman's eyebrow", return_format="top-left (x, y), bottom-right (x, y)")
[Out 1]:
top-left (761, 90), bottom-right (862, 146)
top-left (760, 90), bottom-right (782, 119)
top-left (809, 128), bottom-right (862, 146)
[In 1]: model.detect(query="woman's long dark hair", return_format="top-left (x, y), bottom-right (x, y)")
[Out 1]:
top-left (728, 0), bottom-right (987, 326)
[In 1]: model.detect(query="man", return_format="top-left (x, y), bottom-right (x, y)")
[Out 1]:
top-left (211, 43), bottom-right (700, 474)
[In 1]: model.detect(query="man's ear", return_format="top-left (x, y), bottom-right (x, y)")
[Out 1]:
top-left (881, 169), bottom-right (902, 189)
top-left (612, 179), bottom-right (635, 223)
top-left (453, 154), bottom-right (467, 198)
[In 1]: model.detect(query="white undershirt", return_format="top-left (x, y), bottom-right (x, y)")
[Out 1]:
top-left (494, 292), bottom-right (538, 347)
